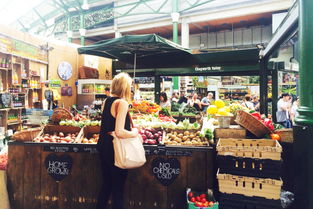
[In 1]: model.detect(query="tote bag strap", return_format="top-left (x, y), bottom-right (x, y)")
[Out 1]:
top-left (114, 100), bottom-right (134, 128)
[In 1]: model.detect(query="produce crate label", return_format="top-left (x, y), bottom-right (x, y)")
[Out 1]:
top-left (44, 146), bottom-right (70, 153)
top-left (166, 150), bottom-right (192, 156)
top-left (43, 145), bottom-right (98, 153)
top-left (44, 154), bottom-right (72, 182)
top-left (151, 157), bottom-right (180, 186)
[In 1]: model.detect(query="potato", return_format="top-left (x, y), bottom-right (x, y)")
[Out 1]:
top-left (173, 131), bottom-right (178, 136)
top-left (178, 133), bottom-right (183, 138)
top-left (184, 131), bottom-right (190, 136)
top-left (182, 136), bottom-right (188, 141)
top-left (189, 134), bottom-right (195, 139)
top-left (196, 131), bottom-right (201, 135)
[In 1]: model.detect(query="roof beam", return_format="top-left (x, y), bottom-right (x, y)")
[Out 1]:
top-left (33, 8), bottom-right (48, 29)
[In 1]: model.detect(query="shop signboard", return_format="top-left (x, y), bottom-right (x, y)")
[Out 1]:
top-left (151, 157), bottom-right (181, 186)
top-left (0, 33), bottom-right (47, 62)
top-left (44, 153), bottom-right (73, 182)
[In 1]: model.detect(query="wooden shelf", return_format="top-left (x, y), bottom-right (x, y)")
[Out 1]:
top-left (8, 121), bottom-right (22, 126)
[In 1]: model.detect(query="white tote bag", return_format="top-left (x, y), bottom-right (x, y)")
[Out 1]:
top-left (112, 133), bottom-right (146, 169)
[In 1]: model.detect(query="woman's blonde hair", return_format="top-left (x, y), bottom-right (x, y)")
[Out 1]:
top-left (111, 72), bottom-right (132, 101)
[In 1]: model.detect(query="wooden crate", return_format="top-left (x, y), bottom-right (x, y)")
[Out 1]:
top-left (35, 125), bottom-right (83, 142)
top-left (217, 171), bottom-right (282, 200)
top-left (214, 125), bottom-right (246, 139)
top-left (276, 128), bottom-right (293, 143)
top-left (216, 138), bottom-right (282, 161)
top-left (76, 126), bottom-right (100, 143)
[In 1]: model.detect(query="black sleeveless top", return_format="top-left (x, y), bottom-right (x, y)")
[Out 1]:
top-left (97, 97), bottom-right (131, 165)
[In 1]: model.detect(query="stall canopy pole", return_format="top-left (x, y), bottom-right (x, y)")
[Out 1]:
top-left (259, 59), bottom-right (268, 115)
top-left (134, 53), bottom-right (137, 79)
top-left (293, 0), bottom-right (313, 208)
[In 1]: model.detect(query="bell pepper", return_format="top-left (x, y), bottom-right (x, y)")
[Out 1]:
top-left (251, 112), bottom-right (262, 120)
top-left (264, 118), bottom-right (275, 131)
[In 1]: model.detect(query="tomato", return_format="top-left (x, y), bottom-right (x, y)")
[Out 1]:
top-left (200, 194), bottom-right (206, 198)
top-left (190, 197), bottom-right (196, 203)
top-left (195, 202), bottom-right (203, 207)
top-left (271, 133), bottom-right (281, 141)
top-left (209, 201), bottom-right (214, 207)
top-left (188, 192), bottom-right (193, 198)
top-left (201, 198), bottom-right (207, 203)
top-left (203, 202), bottom-right (209, 207)
top-left (196, 196), bottom-right (201, 202)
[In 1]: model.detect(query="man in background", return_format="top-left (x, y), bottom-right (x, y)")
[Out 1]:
top-left (201, 92), bottom-right (214, 112)
top-left (276, 93), bottom-right (292, 128)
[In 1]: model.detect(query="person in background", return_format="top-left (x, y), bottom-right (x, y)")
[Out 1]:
top-left (188, 93), bottom-right (202, 111)
top-left (201, 92), bottom-right (214, 112)
top-left (178, 92), bottom-right (188, 104)
top-left (104, 87), bottom-right (110, 98)
top-left (171, 92), bottom-right (179, 103)
top-left (97, 72), bottom-right (139, 209)
top-left (291, 96), bottom-right (300, 123)
top-left (160, 92), bottom-right (171, 110)
top-left (276, 93), bottom-right (292, 128)
top-left (242, 95), bottom-right (255, 110)
top-left (252, 95), bottom-right (260, 111)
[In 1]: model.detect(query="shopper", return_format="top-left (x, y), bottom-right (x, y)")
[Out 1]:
top-left (104, 87), bottom-right (110, 98)
top-left (171, 92), bottom-right (179, 103)
top-left (188, 93), bottom-right (202, 111)
top-left (160, 92), bottom-right (171, 110)
top-left (97, 72), bottom-right (139, 209)
top-left (291, 96), bottom-right (300, 123)
top-left (242, 95), bottom-right (255, 110)
top-left (178, 92), bottom-right (188, 104)
top-left (252, 95), bottom-right (260, 111)
top-left (201, 92), bottom-right (214, 112)
top-left (276, 93), bottom-right (292, 128)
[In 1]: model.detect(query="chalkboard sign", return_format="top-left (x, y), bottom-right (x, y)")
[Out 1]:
top-left (45, 154), bottom-right (73, 182)
top-left (151, 157), bottom-right (180, 186)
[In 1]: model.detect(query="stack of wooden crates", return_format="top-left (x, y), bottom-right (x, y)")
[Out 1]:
top-left (215, 129), bottom-right (283, 209)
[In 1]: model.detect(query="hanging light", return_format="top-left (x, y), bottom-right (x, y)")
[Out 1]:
top-left (82, 0), bottom-right (89, 10)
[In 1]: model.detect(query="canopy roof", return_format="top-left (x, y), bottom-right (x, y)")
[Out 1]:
top-left (78, 34), bottom-right (260, 69)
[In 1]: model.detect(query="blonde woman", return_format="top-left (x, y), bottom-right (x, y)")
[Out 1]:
top-left (97, 72), bottom-right (139, 209)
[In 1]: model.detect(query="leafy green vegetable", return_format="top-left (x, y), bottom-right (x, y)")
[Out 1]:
top-left (171, 102), bottom-right (181, 112)
top-left (160, 107), bottom-right (171, 116)
top-left (204, 128), bottom-right (214, 140)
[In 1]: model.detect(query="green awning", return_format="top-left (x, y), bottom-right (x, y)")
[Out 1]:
top-left (78, 34), bottom-right (192, 65)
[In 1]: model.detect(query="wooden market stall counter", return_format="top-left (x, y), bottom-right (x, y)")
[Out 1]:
top-left (7, 141), bottom-right (215, 209)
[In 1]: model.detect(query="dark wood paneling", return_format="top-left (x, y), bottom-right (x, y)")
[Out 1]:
top-left (23, 146), bottom-right (42, 209)
top-left (7, 145), bottom-right (25, 209)
top-left (7, 144), bottom-right (214, 209)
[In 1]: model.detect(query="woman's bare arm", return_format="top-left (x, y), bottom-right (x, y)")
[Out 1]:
top-left (113, 100), bottom-right (138, 138)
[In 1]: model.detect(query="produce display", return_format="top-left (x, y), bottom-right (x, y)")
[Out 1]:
top-left (82, 134), bottom-right (99, 144)
top-left (33, 132), bottom-right (78, 143)
top-left (187, 191), bottom-right (217, 208)
top-left (139, 128), bottom-right (163, 145)
top-left (131, 100), bottom-right (160, 114)
top-left (207, 100), bottom-right (233, 117)
top-left (164, 130), bottom-right (207, 146)
top-left (249, 110), bottom-right (274, 131)
top-left (59, 119), bottom-right (101, 127)
top-left (0, 152), bottom-right (8, 170)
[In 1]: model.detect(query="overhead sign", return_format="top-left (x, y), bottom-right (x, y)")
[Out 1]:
top-left (0, 33), bottom-right (47, 62)
top-left (195, 66), bottom-right (222, 72)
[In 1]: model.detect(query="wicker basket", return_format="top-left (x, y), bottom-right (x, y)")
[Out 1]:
top-left (275, 128), bottom-right (293, 143)
top-left (51, 108), bottom-right (73, 123)
top-left (235, 110), bottom-right (271, 138)
top-left (12, 127), bottom-right (42, 142)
